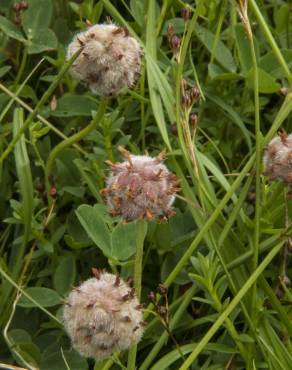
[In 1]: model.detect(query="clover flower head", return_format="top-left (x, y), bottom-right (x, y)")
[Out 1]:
top-left (67, 23), bottom-right (142, 96)
top-left (102, 148), bottom-right (179, 221)
top-left (263, 130), bottom-right (292, 184)
top-left (63, 269), bottom-right (144, 361)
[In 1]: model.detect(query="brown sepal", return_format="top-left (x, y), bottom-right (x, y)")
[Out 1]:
top-left (92, 267), bottom-right (101, 279)
top-left (114, 274), bottom-right (120, 287)
top-left (77, 36), bottom-right (85, 47)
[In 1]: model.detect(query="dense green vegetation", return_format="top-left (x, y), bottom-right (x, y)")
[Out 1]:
top-left (0, 0), bottom-right (292, 369)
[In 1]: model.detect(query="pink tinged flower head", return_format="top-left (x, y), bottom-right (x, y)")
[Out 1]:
top-left (103, 148), bottom-right (179, 221)
top-left (263, 130), bottom-right (292, 184)
top-left (63, 269), bottom-right (144, 361)
top-left (66, 23), bottom-right (142, 96)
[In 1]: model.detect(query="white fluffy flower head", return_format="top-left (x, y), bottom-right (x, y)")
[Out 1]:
top-left (63, 269), bottom-right (144, 361)
top-left (263, 130), bottom-right (292, 184)
top-left (67, 23), bottom-right (142, 96)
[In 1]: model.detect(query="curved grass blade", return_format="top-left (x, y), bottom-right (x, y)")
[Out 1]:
top-left (0, 108), bottom-right (34, 320)
top-left (11, 108), bottom-right (33, 276)
top-left (178, 241), bottom-right (284, 369)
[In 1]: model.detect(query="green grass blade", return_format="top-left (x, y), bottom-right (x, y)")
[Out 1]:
top-left (11, 107), bottom-right (33, 274)
top-left (178, 241), bottom-right (284, 369)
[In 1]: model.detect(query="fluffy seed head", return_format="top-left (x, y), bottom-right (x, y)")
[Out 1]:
top-left (66, 23), bottom-right (142, 96)
top-left (63, 270), bottom-right (144, 361)
top-left (263, 130), bottom-right (292, 184)
top-left (103, 149), bottom-right (179, 221)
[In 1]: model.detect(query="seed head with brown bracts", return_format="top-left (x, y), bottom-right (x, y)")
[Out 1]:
top-left (263, 129), bottom-right (292, 184)
top-left (102, 147), bottom-right (179, 221)
top-left (63, 269), bottom-right (144, 361)
top-left (66, 23), bottom-right (142, 96)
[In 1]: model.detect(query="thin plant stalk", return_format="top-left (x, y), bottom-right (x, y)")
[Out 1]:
top-left (175, 12), bottom-right (199, 184)
top-left (3, 291), bottom-right (37, 370)
top-left (10, 108), bottom-right (33, 278)
top-left (174, 13), bottom-right (217, 216)
top-left (178, 241), bottom-right (284, 369)
top-left (45, 98), bottom-right (107, 204)
top-left (237, 3), bottom-right (262, 366)
top-left (0, 108), bottom-right (34, 323)
top-left (249, 0), bottom-right (292, 85)
top-left (140, 91), bottom-right (292, 325)
top-left (139, 285), bottom-right (195, 370)
top-left (163, 92), bottom-right (292, 291)
top-left (127, 219), bottom-right (147, 370)
top-left (0, 82), bottom-right (86, 155)
top-left (259, 276), bottom-right (292, 336)
top-left (0, 58), bottom-right (45, 124)
top-left (0, 47), bottom-right (83, 164)
top-left (0, 266), bottom-right (61, 324)
top-left (164, 154), bottom-right (255, 289)
top-left (14, 47), bottom-right (28, 87)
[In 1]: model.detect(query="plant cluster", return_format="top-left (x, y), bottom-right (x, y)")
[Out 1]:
top-left (0, 1), bottom-right (292, 370)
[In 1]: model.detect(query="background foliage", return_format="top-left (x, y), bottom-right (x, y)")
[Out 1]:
top-left (0, 0), bottom-right (292, 369)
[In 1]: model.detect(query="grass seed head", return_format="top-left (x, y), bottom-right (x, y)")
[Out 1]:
top-left (66, 23), bottom-right (142, 96)
top-left (104, 151), bottom-right (178, 221)
top-left (63, 271), bottom-right (144, 361)
top-left (263, 130), bottom-right (292, 184)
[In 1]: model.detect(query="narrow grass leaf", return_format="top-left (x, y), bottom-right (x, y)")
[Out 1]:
top-left (151, 343), bottom-right (237, 370)
top-left (234, 24), bottom-right (253, 74)
top-left (178, 241), bottom-right (284, 369)
top-left (10, 108), bottom-right (34, 282)
top-left (145, 0), bottom-right (172, 150)
top-left (205, 91), bottom-right (252, 151)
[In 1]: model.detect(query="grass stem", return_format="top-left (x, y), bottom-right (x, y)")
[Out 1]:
top-left (0, 47), bottom-right (83, 164)
top-left (127, 220), bottom-right (147, 370)
top-left (178, 241), bottom-right (284, 369)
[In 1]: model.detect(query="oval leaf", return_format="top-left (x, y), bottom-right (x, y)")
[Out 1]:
top-left (27, 28), bottom-right (57, 55)
top-left (18, 287), bottom-right (61, 307)
top-left (53, 255), bottom-right (76, 296)
top-left (51, 95), bottom-right (97, 117)
top-left (247, 67), bottom-right (280, 93)
top-left (111, 220), bottom-right (147, 260)
top-left (0, 15), bottom-right (26, 42)
top-left (75, 204), bottom-right (111, 256)
top-left (22, 0), bottom-right (53, 35)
